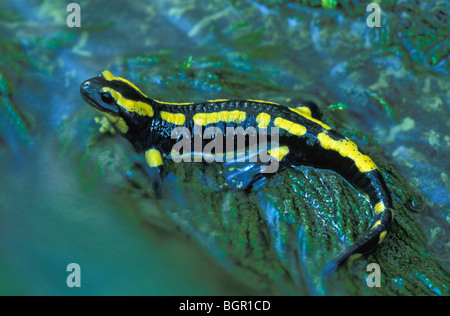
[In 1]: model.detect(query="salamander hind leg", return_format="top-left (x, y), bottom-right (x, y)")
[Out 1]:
top-left (222, 148), bottom-right (290, 191)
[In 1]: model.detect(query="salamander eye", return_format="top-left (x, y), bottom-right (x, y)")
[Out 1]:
top-left (100, 92), bottom-right (114, 105)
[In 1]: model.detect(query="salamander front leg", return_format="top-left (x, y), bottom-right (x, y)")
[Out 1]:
top-left (145, 148), bottom-right (166, 196)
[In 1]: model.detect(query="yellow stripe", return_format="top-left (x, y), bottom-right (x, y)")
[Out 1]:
top-left (102, 70), bottom-right (115, 81)
top-left (207, 99), bottom-right (230, 102)
top-left (374, 202), bottom-right (386, 215)
top-left (256, 112), bottom-right (271, 128)
top-left (145, 149), bottom-right (164, 167)
top-left (371, 220), bottom-right (382, 230)
top-left (274, 117), bottom-right (307, 136)
top-left (268, 146), bottom-right (290, 161)
top-left (294, 106), bottom-right (312, 117)
top-left (289, 107), bottom-right (331, 130)
top-left (102, 71), bottom-right (148, 98)
top-left (247, 99), bottom-right (279, 105)
top-left (193, 111), bottom-right (247, 126)
top-left (317, 132), bottom-right (377, 173)
top-left (102, 87), bottom-right (154, 118)
top-left (379, 231), bottom-right (387, 244)
top-left (161, 111), bottom-right (186, 125)
top-left (154, 100), bottom-right (194, 106)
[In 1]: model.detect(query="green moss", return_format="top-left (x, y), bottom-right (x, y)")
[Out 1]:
top-left (321, 0), bottom-right (337, 10)
top-left (117, 51), bottom-right (284, 101)
top-left (327, 102), bottom-right (348, 112)
top-left (366, 91), bottom-right (399, 121)
top-left (0, 9), bottom-right (77, 146)
top-left (255, 0), bottom-right (449, 73)
top-left (0, 20), bottom-right (30, 142)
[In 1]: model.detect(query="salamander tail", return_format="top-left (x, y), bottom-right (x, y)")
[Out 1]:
top-left (323, 205), bottom-right (393, 276)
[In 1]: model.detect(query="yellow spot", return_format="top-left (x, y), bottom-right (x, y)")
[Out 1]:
top-left (374, 202), bottom-right (386, 215)
top-left (193, 111), bottom-right (247, 126)
top-left (247, 99), bottom-right (279, 105)
top-left (256, 112), bottom-right (271, 128)
top-left (371, 220), bottom-right (382, 230)
top-left (317, 133), bottom-right (378, 173)
top-left (161, 111), bottom-right (186, 125)
top-left (102, 87), bottom-right (154, 118)
top-left (289, 107), bottom-right (331, 130)
top-left (102, 70), bottom-right (115, 81)
top-left (95, 110), bottom-right (129, 134)
top-left (348, 253), bottom-right (362, 262)
top-left (379, 231), bottom-right (387, 244)
top-left (154, 100), bottom-right (194, 106)
top-left (145, 149), bottom-right (164, 167)
top-left (207, 99), bottom-right (230, 102)
top-left (268, 146), bottom-right (290, 161)
top-left (294, 106), bottom-right (312, 117)
top-left (101, 71), bottom-right (148, 98)
top-left (274, 117), bottom-right (307, 136)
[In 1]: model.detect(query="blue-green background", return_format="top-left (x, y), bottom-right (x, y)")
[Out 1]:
top-left (0, 0), bottom-right (448, 295)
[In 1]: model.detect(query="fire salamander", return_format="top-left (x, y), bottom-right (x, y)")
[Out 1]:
top-left (80, 70), bottom-right (394, 273)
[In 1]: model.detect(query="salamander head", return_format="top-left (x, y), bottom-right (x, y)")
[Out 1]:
top-left (80, 70), bottom-right (155, 135)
